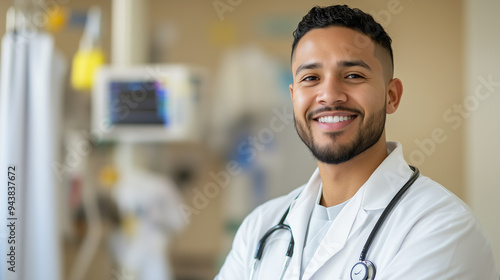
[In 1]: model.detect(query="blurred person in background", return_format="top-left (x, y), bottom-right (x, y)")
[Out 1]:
top-left (110, 168), bottom-right (184, 280)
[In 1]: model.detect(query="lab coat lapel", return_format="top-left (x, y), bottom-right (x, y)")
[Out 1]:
top-left (302, 142), bottom-right (413, 279)
top-left (301, 186), bottom-right (367, 279)
top-left (284, 168), bottom-right (322, 279)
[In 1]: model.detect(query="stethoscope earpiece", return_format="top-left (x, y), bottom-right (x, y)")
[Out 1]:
top-left (350, 260), bottom-right (376, 280)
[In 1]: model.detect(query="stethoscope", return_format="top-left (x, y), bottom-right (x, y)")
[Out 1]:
top-left (249, 166), bottom-right (419, 280)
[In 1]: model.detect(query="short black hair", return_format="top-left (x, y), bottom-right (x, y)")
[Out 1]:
top-left (291, 5), bottom-right (393, 68)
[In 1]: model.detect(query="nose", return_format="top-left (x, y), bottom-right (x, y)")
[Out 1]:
top-left (315, 76), bottom-right (347, 105)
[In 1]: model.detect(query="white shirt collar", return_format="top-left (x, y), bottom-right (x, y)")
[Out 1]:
top-left (292, 141), bottom-right (413, 212)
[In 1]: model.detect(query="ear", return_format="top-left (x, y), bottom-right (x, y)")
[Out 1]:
top-left (386, 78), bottom-right (403, 114)
top-left (289, 83), bottom-right (294, 100)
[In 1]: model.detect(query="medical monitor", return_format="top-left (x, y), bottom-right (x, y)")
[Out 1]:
top-left (92, 65), bottom-right (205, 142)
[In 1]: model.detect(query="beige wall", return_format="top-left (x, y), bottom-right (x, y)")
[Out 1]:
top-left (464, 0), bottom-right (500, 268)
top-left (385, 0), bottom-right (464, 198)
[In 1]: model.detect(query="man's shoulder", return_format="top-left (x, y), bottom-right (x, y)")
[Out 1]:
top-left (378, 175), bottom-right (498, 279)
top-left (407, 175), bottom-right (472, 214)
top-left (398, 174), bottom-right (487, 240)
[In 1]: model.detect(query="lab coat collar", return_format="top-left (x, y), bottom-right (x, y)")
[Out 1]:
top-left (361, 141), bottom-right (413, 211)
top-left (288, 167), bottom-right (322, 212)
top-left (284, 168), bottom-right (322, 278)
top-left (289, 141), bottom-right (413, 279)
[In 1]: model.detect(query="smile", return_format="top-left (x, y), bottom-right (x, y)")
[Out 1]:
top-left (313, 113), bottom-right (358, 131)
top-left (317, 115), bottom-right (355, 123)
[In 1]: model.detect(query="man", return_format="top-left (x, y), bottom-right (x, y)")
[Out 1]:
top-left (216, 5), bottom-right (498, 279)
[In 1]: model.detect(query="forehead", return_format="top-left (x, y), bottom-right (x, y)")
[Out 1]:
top-left (292, 26), bottom-right (381, 71)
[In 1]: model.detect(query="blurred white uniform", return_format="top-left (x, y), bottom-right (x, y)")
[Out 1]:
top-left (111, 169), bottom-right (184, 280)
top-left (216, 142), bottom-right (499, 280)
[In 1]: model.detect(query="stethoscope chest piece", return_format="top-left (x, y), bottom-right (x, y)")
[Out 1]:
top-left (350, 260), bottom-right (376, 280)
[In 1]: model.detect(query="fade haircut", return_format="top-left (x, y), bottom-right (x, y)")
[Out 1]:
top-left (291, 5), bottom-right (394, 69)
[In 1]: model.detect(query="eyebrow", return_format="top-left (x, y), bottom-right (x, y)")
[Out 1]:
top-left (295, 62), bottom-right (322, 76)
top-left (295, 60), bottom-right (372, 77)
top-left (338, 60), bottom-right (372, 71)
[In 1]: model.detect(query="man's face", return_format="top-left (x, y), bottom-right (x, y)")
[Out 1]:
top-left (290, 26), bottom-right (391, 165)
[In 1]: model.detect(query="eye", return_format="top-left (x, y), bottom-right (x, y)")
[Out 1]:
top-left (345, 73), bottom-right (364, 79)
top-left (301, 75), bottom-right (319, 82)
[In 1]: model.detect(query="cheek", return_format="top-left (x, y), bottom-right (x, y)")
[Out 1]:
top-left (292, 89), bottom-right (314, 116)
top-left (352, 86), bottom-right (386, 114)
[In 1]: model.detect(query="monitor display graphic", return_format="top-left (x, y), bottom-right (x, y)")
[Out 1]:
top-left (109, 81), bottom-right (168, 125)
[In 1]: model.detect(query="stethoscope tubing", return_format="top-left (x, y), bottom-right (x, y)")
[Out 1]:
top-left (359, 166), bottom-right (419, 261)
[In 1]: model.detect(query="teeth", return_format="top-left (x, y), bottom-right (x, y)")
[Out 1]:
top-left (318, 115), bottom-right (354, 123)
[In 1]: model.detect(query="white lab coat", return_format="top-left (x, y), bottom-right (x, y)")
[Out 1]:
top-left (216, 142), bottom-right (499, 279)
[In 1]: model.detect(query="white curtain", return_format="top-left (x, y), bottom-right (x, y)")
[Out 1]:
top-left (0, 29), bottom-right (66, 280)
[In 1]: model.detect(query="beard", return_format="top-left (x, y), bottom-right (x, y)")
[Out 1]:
top-left (294, 105), bottom-right (386, 165)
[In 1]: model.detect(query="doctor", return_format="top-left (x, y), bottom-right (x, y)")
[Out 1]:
top-left (216, 5), bottom-right (498, 280)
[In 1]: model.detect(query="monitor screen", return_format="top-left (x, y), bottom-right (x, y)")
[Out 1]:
top-left (109, 81), bottom-right (168, 125)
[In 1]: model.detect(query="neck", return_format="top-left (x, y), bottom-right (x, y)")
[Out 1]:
top-left (318, 138), bottom-right (389, 207)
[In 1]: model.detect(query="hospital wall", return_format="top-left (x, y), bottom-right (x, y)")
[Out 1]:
top-left (464, 0), bottom-right (500, 268)
top-left (0, 0), bottom-right (498, 278)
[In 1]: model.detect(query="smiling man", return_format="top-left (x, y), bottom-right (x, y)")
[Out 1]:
top-left (216, 5), bottom-right (498, 280)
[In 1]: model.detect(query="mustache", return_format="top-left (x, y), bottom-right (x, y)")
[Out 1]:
top-left (306, 106), bottom-right (363, 120)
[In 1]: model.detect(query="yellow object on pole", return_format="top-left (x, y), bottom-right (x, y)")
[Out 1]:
top-left (70, 6), bottom-right (104, 91)
top-left (71, 48), bottom-right (104, 91)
